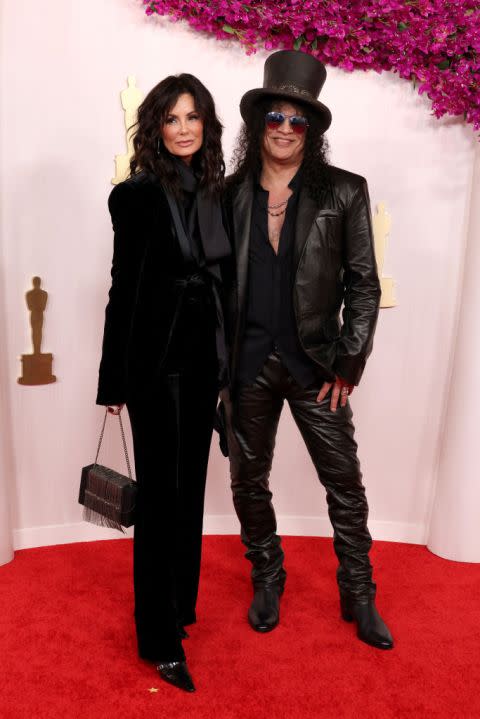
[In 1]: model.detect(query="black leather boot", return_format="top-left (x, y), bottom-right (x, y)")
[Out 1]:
top-left (248, 585), bottom-right (283, 633)
top-left (341, 597), bottom-right (394, 650)
top-left (156, 661), bottom-right (195, 692)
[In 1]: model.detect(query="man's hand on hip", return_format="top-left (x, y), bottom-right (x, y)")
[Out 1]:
top-left (316, 376), bottom-right (354, 411)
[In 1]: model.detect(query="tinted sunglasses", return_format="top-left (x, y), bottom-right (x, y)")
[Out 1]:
top-left (265, 111), bottom-right (309, 134)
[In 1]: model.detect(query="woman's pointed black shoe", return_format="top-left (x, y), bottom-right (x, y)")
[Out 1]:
top-left (340, 598), bottom-right (394, 650)
top-left (156, 661), bottom-right (196, 692)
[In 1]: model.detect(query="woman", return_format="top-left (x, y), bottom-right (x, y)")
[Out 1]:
top-left (96, 74), bottom-right (230, 692)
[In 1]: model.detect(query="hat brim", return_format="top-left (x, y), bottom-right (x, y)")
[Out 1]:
top-left (240, 88), bottom-right (332, 133)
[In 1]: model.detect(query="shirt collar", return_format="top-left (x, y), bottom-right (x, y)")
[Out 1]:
top-left (289, 166), bottom-right (303, 191)
top-left (255, 165), bottom-right (303, 193)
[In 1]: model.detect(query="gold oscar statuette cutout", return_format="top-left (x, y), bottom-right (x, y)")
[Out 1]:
top-left (17, 277), bottom-right (56, 385)
top-left (372, 202), bottom-right (397, 308)
top-left (112, 76), bottom-right (144, 185)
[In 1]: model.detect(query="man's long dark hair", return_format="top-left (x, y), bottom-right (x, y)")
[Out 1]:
top-left (230, 96), bottom-right (330, 200)
top-left (130, 73), bottom-right (225, 197)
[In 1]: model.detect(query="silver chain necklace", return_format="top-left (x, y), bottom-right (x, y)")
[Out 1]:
top-left (267, 198), bottom-right (288, 210)
top-left (267, 207), bottom-right (287, 217)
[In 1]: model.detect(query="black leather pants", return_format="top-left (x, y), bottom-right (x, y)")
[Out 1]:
top-left (227, 352), bottom-right (376, 601)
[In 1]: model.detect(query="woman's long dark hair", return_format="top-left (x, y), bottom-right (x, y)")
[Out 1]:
top-left (130, 73), bottom-right (225, 197)
top-left (230, 95), bottom-right (330, 200)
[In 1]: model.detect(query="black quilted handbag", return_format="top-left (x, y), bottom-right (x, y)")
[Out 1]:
top-left (79, 408), bottom-right (136, 532)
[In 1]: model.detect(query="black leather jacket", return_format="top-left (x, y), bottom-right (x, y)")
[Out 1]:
top-left (223, 165), bottom-right (381, 387)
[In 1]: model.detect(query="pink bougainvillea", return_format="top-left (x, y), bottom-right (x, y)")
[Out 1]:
top-left (143, 0), bottom-right (480, 131)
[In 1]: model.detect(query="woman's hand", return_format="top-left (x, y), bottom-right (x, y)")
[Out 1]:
top-left (316, 376), bottom-right (354, 412)
top-left (107, 404), bottom-right (124, 415)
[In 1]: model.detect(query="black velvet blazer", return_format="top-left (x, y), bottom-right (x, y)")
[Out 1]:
top-left (96, 171), bottom-right (201, 406)
top-left (224, 165), bottom-right (381, 387)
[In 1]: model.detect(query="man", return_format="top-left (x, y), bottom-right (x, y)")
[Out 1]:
top-left (222, 50), bottom-right (393, 649)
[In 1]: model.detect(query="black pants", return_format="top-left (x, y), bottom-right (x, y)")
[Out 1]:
top-left (228, 352), bottom-right (375, 601)
top-left (127, 280), bottom-right (218, 663)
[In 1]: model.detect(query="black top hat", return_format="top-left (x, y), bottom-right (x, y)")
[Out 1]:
top-left (240, 50), bottom-right (332, 133)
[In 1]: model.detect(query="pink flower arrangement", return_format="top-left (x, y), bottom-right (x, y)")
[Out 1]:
top-left (143, 0), bottom-right (480, 131)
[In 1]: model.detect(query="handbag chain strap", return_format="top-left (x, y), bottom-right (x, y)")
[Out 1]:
top-left (94, 408), bottom-right (133, 480)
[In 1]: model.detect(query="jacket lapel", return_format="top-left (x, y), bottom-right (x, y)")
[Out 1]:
top-left (233, 176), bottom-right (254, 314)
top-left (293, 186), bottom-right (321, 271)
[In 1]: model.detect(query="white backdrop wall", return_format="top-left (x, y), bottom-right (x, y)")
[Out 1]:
top-left (0, 0), bottom-right (14, 565)
top-left (427, 142), bottom-right (480, 562)
top-left (0, 0), bottom-right (477, 553)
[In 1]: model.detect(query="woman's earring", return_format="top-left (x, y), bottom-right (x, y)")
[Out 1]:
top-left (156, 138), bottom-right (161, 157)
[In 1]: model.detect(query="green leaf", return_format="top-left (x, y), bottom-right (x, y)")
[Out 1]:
top-left (437, 60), bottom-right (450, 70)
top-left (294, 35), bottom-right (304, 51)
top-left (222, 24), bottom-right (235, 34)
top-left (311, 37), bottom-right (318, 50)
top-left (362, 46), bottom-right (373, 53)
top-left (397, 22), bottom-right (408, 31)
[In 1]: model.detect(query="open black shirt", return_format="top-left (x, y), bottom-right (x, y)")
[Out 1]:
top-left (237, 171), bottom-right (318, 387)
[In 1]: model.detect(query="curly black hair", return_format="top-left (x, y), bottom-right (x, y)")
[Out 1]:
top-left (129, 73), bottom-right (225, 197)
top-left (230, 95), bottom-right (330, 200)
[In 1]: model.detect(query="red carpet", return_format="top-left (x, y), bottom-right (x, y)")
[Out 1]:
top-left (1, 536), bottom-right (479, 719)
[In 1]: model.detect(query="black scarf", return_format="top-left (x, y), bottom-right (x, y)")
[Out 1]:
top-left (162, 158), bottom-right (230, 389)
top-left (174, 158), bottom-right (230, 266)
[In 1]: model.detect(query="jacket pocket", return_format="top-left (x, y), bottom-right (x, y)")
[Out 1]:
top-left (314, 211), bottom-right (343, 250)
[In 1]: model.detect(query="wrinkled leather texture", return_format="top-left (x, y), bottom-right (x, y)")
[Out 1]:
top-left (227, 353), bottom-right (376, 600)
top-left (223, 165), bottom-right (381, 386)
